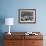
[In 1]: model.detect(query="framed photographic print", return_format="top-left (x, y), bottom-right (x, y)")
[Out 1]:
top-left (18, 9), bottom-right (36, 23)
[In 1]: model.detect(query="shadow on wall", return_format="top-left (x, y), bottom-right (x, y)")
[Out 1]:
top-left (0, 16), bottom-right (5, 46)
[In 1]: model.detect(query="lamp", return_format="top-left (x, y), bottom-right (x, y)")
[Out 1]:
top-left (5, 18), bottom-right (14, 35)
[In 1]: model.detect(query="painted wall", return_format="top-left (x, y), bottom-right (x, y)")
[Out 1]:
top-left (0, 0), bottom-right (46, 32)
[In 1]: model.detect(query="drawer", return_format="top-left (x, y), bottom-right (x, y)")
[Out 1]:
top-left (4, 35), bottom-right (24, 40)
top-left (25, 35), bottom-right (43, 40)
top-left (4, 40), bottom-right (16, 46)
top-left (4, 40), bottom-right (24, 46)
top-left (24, 40), bottom-right (43, 46)
top-left (32, 40), bottom-right (43, 46)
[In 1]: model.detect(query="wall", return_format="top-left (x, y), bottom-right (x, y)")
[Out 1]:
top-left (0, 0), bottom-right (46, 46)
top-left (0, 0), bottom-right (46, 32)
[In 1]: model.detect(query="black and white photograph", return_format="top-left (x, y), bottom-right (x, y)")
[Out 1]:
top-left (19, 9), bottom-right (36, 23)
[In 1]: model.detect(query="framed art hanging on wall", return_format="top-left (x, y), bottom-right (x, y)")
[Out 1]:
top-left (18, 9), bottom-right (36, 24)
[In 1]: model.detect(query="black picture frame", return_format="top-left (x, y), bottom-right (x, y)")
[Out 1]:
top-left (18, 9), bottom-right (36, 24)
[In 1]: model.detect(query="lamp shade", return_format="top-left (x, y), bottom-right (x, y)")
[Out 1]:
top-left (5, 18), bottom-right (14, 25)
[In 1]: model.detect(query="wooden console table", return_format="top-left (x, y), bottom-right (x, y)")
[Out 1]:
top-left (4, 32), bottom-right (43, 46)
